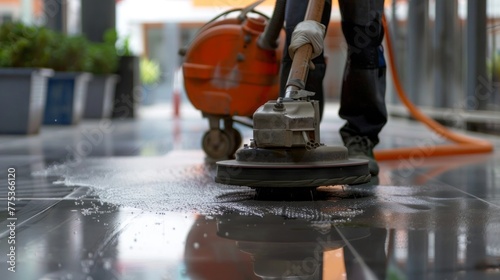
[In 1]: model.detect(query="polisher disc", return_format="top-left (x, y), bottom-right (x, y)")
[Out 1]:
top-left (215, 145), bottom-right (371, 188)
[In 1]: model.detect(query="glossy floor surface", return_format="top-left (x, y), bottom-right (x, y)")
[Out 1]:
top-left (1, 104), bottom-right (500, 280)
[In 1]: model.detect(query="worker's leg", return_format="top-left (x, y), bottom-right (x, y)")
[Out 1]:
top-left (338, 0), bottom-right (387, 146)
top-left (280, 0), bottom-right (332, 119)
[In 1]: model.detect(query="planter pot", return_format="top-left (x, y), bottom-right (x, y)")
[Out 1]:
top-left (112, 55), bottom-right (140, 119)
top-left (0, 68), bottom-right (54, 134)
top-left (84, 74), bottom-right (120, 119)
top-left (43, 72), bottom-right (92, 125)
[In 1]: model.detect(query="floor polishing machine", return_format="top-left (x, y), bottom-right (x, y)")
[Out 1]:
top-left (181, 0), bottom-right (371, 189)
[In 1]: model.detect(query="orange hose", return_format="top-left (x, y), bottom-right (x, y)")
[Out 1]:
top-left (374, 16), bottom-right (494, 161)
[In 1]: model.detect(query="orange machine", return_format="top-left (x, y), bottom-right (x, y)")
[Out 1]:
top-left (180, 1), bottom-right (283, 160)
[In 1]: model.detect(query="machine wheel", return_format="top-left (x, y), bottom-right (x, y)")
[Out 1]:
top-left (202, 129), bottom-right (232, 160)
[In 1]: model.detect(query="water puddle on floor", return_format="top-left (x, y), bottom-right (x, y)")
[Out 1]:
top-left (34, 150), bottom-right (467, 229)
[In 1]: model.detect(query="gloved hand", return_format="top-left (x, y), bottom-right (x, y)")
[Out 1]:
top-left (289, 20), bottom-right (326, 69)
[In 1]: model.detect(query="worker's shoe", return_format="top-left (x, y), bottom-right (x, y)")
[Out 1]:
top-left (344, 136), bottom-right (379, 176)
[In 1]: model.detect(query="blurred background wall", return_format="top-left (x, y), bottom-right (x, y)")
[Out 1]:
top-left (2, 0), bottom-right (500, 132)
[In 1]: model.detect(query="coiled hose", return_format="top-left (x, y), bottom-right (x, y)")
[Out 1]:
top-left (374, 16), bottom-right (494, 161)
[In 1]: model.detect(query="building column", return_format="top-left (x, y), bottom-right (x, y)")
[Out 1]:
top-left (43, 0), bottom-right (65, 32)
top-left (20, 0), bottom-right (33, 24)
top-left (407, 0), bottom-right (429, 106)
top-left (466, 0), bottom-right (488, 111)
top-left (434, 0), bottom-right (460, 108)
top-left (81, 0), bottom-right (116, 42)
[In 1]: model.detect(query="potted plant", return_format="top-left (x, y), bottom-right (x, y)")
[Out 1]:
top-left (83, 29), bottom-right (120, 119)
top-left (43, 33), bottom-right (92, 125)
top-left (112, 36), bottom-right (141, 119)
top-left (0, 22), bottom-right (54, 134)
top-left (141, 57), bottom-right (161, 85)
top-left (140, 56), bottom-right (161, 105)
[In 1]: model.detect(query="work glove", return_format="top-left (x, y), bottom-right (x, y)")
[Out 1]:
top-left (289, 20), bottom-right (326, 70)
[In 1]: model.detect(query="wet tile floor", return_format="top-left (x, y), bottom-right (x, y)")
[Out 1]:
top-left (1, 103), bottom-right (500, 280)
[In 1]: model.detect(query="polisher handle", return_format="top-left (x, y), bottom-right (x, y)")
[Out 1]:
top-left (285, 0), bottom-right (325, 97)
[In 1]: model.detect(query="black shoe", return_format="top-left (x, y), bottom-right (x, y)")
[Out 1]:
top-left (344, 136), bottom-right (379, 176)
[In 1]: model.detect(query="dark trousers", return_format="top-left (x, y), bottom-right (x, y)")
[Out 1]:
top-left (280, 0), bottom-right (387, 145)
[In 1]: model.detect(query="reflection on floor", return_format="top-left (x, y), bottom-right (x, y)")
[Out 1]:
top-left (1, 104), bottom-right (500, 280)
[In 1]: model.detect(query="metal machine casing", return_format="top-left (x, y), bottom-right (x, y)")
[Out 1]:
top-left (253, 99), bottom-right (320, 148)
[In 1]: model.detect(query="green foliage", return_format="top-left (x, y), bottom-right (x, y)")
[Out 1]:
top-left (50, 34), bottom-right (89, 72)
top-left (488, 52), bottom-right (500, 81)
top-left (140, 57), bottom-right (161, 85)
top-left (0, 22), bottom-right (54, 68)
top-left (85, 29), bottom-right (119, 75)
top-left (0, 23), bottom-right (119, 74)
top-left (117, 36), bottom-right (133, 56)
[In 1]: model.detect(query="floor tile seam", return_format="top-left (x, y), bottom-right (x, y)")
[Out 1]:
top-left (409, 170), bottom-right (500, 209)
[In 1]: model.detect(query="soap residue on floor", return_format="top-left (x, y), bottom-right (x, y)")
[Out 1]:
top-left (35, 150), bottom-right (452, 228)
